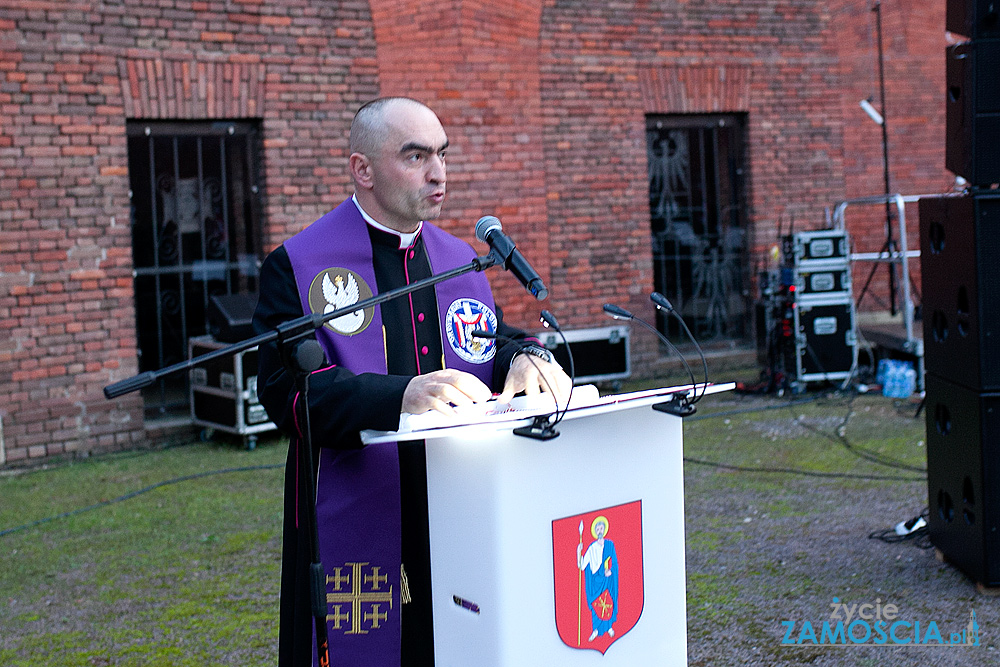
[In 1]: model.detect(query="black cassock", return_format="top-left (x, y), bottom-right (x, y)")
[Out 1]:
top-left (253, 224), bottom-right (526, 666)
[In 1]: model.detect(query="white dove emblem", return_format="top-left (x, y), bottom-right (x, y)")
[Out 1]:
top-left (322, 272), bottom-right (365, 334)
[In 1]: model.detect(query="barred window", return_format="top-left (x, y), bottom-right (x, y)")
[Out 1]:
top-left (126, 121), bottom-right (264, 419)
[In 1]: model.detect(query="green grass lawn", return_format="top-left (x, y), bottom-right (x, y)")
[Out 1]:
top-left (2, 387), bottom-right (985, 666)
top-left (0, 439), bottom-right (287, 666)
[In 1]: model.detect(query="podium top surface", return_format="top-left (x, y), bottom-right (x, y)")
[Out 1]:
top-left (361, 382), bottom-right (734, 444)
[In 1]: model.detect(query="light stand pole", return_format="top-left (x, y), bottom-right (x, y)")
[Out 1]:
top-left (873, 0), bottom-right (897, 315)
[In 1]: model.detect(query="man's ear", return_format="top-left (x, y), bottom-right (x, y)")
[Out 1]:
top-left (349, 152), bottom-right (374, 190)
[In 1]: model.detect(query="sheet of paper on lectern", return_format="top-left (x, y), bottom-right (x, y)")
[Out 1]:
top-left (361, 382), bottom-right (728, 445)
top-left (395, 383), bottom-right (601, 434)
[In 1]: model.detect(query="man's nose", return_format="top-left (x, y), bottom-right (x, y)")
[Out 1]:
top-left (427, 155), bottom-right (446, 183)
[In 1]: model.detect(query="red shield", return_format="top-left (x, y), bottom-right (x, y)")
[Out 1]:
top-left (552, 500), bottom-right (644, 654)
top-left (592, 590), bottom-right (614, 621)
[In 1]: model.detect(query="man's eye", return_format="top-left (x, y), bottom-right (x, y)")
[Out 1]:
top-left (439, 151), bottom-right (447, 161)
top-left (407, 153), bottom-right (423, 163)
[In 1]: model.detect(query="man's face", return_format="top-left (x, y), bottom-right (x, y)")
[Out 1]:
top-left (595, 521), bottom-right (606, 539)
top-left (361, 105), bottom-right (449, 233)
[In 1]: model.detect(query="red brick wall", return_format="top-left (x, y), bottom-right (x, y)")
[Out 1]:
top-left (537, 0), bottom-right (945, 328)
top-left (0, 0), bottom-right (378, 465)
top-left (0, 0), bottom-right (947, 465)
top-left (537, 0), bottom-right (854, 369)
top-left (0, 7), bottom-right (135, 463)
top-left (370, 0), bottom-right (551, 326)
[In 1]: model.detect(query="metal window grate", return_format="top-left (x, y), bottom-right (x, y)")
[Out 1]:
top-left (646, 114), bottom-right (750, 344)
top-left (126, 121), bottom-right (264, 419)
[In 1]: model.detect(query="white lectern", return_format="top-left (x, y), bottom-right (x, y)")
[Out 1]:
top-left (364, 384), bottom-right (731, 665)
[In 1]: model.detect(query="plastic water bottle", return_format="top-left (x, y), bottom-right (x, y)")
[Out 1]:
top-left (881, 360), bottom-right (914, 398)
top-left (902, 366), bottom-right (917, 397)
top-left (883, 362), bottom-right (900, 398)
top-left (876, 359), bottom-right (890, 387)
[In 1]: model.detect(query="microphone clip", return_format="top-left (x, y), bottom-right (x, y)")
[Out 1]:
top-left (472, 253), bottom-right (501, 272)
top-left (513, 414), bottom-right (560, 441)
top-left (652, 391), bottom-right (697, 417)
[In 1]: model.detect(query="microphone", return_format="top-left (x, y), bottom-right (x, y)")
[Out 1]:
top-left (650, 292), bottom-right (709, 403)
top-left (471, 319), bottom-right (569, 440)
top-left (538, 310), bottom-right (575, 427)
top-left (603, 304), bottom-right (632, 321)
top-left (475, 216), bottom-right (548, 301)
top-left (602, 302), bottom-right (699, 416)
top-left (539, 309), bottom-right (560, 331)
top-left (649, 291), bottom-right (673, 312)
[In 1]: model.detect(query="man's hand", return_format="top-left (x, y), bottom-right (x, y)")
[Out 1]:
top-left (496, 353), bottom-right (572, 405)
top-left (402, 369), bottom-right (493, 416)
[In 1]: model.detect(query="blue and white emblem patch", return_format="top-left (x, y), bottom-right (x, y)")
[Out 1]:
top-left (445, 298), bottom-right (498, 364)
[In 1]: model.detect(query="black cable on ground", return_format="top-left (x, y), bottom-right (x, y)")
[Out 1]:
top-left (685, 392), bottom-right (829, 422)
top-left (4, 392), bottom-right (927, 537)
top-left (683, 455), bottom-right (924, 482)
top-left (868, 508), bottom-right (933, 549)
top-left (687, 388), bottom-right (926, 478)
top-left (794, 391), bottom-right (927, 474)
top-left (0, 463), bottom-right (284, 539)
top-left (701, 389), bottom-right (926, 474)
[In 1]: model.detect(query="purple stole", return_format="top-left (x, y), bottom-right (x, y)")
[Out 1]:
top-left (283, 200), bottom-right (496, 666)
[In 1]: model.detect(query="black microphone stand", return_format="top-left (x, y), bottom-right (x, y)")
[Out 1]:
top-left (104, 253), bottom-right (499, 400)
top-left (104, 252), bottom-right (500, 665)
top-left (602, 303), bottom-right (701, 417)
top-left (469, 315), bottom-right (577, 441)
top-left (509, 310), bottom-right (577, 440)
top-left (537, 309), bottom-right (576, 428)
top-left (650, 292), bottom-right (710, 405)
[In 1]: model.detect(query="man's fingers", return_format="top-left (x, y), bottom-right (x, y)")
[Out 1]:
top-left (501, 354), bottom-right (572, 405)
top-left (446, 370), bottom-right (493, 404)
top-left (402, 369), bottom-right (492, 415)
top-left (402, 359), bottom-right (572, 417)
top-left (424, 396), bottom-right (457, 417)
top-left (437, 377), bottom-right (486, 407)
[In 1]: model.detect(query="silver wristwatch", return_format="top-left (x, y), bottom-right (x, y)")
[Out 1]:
top-left (518, 344), bottom-right (559, 367)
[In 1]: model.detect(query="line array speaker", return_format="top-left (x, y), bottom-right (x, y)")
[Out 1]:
top-left (919, 194), bottom-right (1000, 391)
top-left (945, 40), bottom-right (1000, 186)
top-left (947, 0), bottom-right (1000, 39)
top-left (931, 0), bottom-right (1000, 588)
top-left (925, 374), bottom-right (1000, 587)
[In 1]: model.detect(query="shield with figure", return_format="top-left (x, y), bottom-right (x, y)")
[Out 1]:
top-left (551, 500), bottom-right (644, 655)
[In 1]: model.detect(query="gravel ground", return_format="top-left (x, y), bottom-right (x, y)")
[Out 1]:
top-left (682, 391), bottom-right (999, 667)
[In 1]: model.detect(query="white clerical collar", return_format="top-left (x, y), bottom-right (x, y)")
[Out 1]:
top-left (352, 194), bottom-right (422, 249)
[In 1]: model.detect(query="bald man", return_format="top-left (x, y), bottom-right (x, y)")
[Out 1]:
top-left (253, 97), bottom-right (569, 666)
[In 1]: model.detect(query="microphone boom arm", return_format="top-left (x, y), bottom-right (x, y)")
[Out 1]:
top-left (103, 254), bottom-right (500, 399)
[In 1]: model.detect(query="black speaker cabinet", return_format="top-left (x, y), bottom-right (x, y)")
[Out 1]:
top-left (188, 335), bottom-right (276, 448)
top-left (781, 230), bottom-right (850, 265)
top-left (207, 292), bottom-right (259, 343)
top-left (788, 263), bottom-right (852, 297)
top-left (780, 297), bottom-right (857, 387)
top-left (926, 373), bottom-right (1000, 586)
top-left (946, 40), bottom-right (1000, 186)
top-left (919, 194), bottom-right (1000, 391)
top-left (947, 0), bottom-right (1000, 39)
top-left (537, 325), bottom-right (631, 384)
